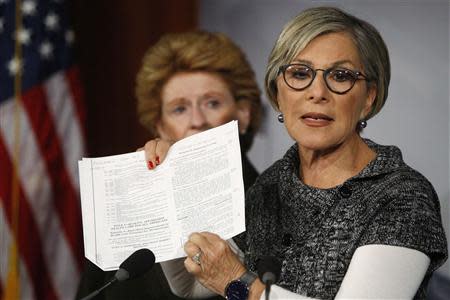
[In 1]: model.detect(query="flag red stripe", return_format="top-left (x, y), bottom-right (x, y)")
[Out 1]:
top-left (21, 86), bottom-right (84, 269)
top-left (0, 138), bottom-right (58, 300)
top-left (65, 66), bottom-right (86, 134)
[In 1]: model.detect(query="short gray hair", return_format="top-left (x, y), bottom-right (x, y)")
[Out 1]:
top-left (265, 6), bottom-right (390, 120)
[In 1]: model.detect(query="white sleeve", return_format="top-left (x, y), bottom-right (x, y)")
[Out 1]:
top-left (159, 239), bottom-right (245, 298)
top-left (258, 245), bottom-right (430, 300)
top-left (334, 244), bottom-right (430, 299)
top-left (162, 243), bottom-right (429, 299)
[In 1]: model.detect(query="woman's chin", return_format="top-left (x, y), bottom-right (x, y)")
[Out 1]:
top-left (296, 137), bottom-right (342, 153)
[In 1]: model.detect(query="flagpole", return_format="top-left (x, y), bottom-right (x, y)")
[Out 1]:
top-left (4, 0), bottom-right (23, 299)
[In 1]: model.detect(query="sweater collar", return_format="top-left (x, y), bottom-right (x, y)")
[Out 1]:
top-left (279, 139), bottom-right (406, 183)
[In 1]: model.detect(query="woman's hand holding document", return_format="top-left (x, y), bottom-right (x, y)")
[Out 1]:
top-left (78, 121), bottom-right (245, 271)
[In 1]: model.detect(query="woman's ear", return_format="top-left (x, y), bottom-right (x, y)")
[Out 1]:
top-left (236, 100), bottom-right (251, 134)
top-left (362, 85), bottom-right (377, 119)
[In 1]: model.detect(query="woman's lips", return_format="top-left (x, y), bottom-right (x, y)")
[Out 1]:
top-left (300, 112), bottom-right (334, 127)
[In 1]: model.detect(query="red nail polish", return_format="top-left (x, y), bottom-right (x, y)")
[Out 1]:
top-left (155, 156), bottom-right (160, 165)
top-left (148, 161), bottom-right (154, 169)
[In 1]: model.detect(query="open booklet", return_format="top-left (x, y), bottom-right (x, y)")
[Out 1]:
top-left (78, 121), bottom-right (246, 271)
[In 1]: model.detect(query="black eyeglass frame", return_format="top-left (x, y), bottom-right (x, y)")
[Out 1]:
top-left (278, 63), bottom-right (370, 95)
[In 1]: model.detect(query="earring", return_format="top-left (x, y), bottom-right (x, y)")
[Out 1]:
top-left (359, 120), bottom-right (367, 129)
top-left (277, 113), bottom-right (284, 123)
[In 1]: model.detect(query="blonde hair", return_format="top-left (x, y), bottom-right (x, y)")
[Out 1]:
top-left (265, 7), bottom-right (390, 120)
top-left (136, 31), bottom-right (261, 148)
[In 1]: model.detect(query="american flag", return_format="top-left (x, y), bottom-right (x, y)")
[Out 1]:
top-left (0, 0), bottom-right (85, 299)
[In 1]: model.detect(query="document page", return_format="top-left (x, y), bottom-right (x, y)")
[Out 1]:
top-left (78, 121), bottom-right (245, 270)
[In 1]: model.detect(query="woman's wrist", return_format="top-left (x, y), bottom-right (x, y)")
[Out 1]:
top-left (248, 278), bottom-right (265, 300)
top-left (223, 269), bottom-right (263, 300)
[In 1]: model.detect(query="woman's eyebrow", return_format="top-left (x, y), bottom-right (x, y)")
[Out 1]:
top-left (291, 59), bottom-right (313, 65)
top-left (165, 97), bottom-right (188, 107)
top-left (330, 60), bottom-right (357, 68)
top-left (199, 91), bottom-right (225, 100)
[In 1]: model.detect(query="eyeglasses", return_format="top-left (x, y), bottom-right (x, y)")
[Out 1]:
top-left (278, 63), bottom-right (370, 94)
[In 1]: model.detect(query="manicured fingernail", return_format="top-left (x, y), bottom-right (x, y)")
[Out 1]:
top-left (155, 156), bottom-right (160, 165)
top-left (147, 161), bottom-right (154, 169)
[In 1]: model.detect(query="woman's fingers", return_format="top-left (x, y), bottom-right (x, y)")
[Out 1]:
top-left (143, 139), bottom-right (158, 169)
top-left (187, 232), bottom-right (229, 263)
top-left (182, 232), bottom-right (246, 295)
top-left (189, 232), bottom-right (215, 249)
top-left (183, 240), bottom-right (204, 274)
top-left (142, 139), bottom-right (172, 169)
top-left (184, 240), bottom-right (201, 257)
top-left (155, 139), bottom-right (171, 165)
top-left (184, 256), bottom-right (203, 274)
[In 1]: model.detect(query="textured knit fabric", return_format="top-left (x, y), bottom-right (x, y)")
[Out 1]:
top-left (244, 139), bottom-right (448, 300)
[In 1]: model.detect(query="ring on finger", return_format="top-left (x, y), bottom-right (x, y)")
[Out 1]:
top-left (191, 251), bottom-right (202, 265)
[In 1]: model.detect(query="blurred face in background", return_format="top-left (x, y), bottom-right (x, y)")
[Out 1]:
top-left (157, 71), bottom-right (250, 142)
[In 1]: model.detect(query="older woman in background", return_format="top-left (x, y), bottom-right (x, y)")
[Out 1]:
top-left (76, 30), bottom-right (262, 300)
top-left (151, 7), bottom-right (447, 300)
top-left (136, 31), bottom-right (261, 192)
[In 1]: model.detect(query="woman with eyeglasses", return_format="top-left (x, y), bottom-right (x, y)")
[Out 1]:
top-left (145, 7), bottom-right (447, 300)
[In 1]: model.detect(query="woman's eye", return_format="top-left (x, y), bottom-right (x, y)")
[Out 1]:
top-left (205, 99), bottom-right (222, 109)
top-left (172, 106), bottom-right (186, 114)
top-left (290, 68), bottom-right (311, 80)
top-left (330, 70), bottom-right (354, 82)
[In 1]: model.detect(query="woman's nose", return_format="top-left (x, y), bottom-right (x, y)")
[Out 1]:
top-left (306, 73), bottom-right (329, 102)
top-left (191, 106), bottom-right (207, 127)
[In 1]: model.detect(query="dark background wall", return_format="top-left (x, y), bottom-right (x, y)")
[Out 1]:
top-left (70, 0), bottom-right (198, 157)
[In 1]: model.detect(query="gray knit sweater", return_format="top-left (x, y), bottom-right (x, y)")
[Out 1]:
top-left (244, 139), bottom-right (447, 299)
